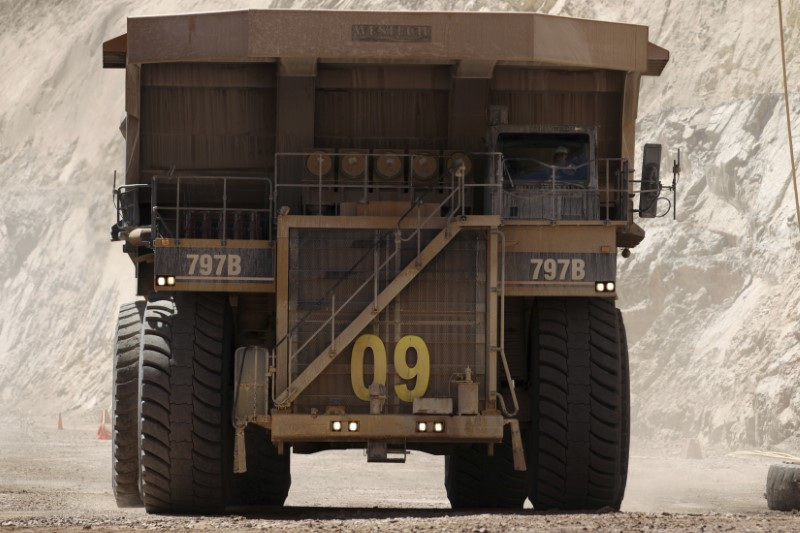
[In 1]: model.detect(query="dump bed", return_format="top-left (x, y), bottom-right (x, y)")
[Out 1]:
top-left (104, 9), bottom-right (667, 211)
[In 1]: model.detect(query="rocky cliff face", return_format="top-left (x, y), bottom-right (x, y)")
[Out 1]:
top-left (1, 0), bottom-right (798, 448)
top-left (584, 1), bottom-right (800, 448)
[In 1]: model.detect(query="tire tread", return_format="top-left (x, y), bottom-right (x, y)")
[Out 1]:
top-left (528, 298), bottom-right (629, 511)
top-left (113, 301), bottom-right (145, 508)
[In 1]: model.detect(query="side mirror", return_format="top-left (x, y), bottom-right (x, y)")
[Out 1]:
top-left (638, 143), bottom-right (662, 218)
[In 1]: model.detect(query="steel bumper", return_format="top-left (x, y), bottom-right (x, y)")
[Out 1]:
top-left (270, 413), bottom-right (505, 443)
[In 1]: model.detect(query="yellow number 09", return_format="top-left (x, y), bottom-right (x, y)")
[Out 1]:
top-left (350, 335), bottom-right (387, 402)
top-left (393, 335), bottom-right (430, 402)
top-left (350, 334), bottom-right (430, 402)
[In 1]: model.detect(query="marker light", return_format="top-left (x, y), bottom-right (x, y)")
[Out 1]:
top-left (605, 282), bottom-right (616, 292)
top-left (167, 276), bottom-right (176, 286)
top-left (331, 421), bottom-right (342, 432)
top-left (348, 421), bottom-right (359, 432)
top-left (595, 282), bottom-right (605, 292)
top-left (433, 422), bottom-right (445, 433)
top-left (417, 422), bottom-right (428, 432)
top-left (157, 276), bottom-right (167, 287)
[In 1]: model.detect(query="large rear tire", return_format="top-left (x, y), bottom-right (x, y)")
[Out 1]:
top-left (444, 437), bottom-right (528, 509)
top-left (112, 301), bottom-right (145, 508)
top-left (527, 298), bottom-right (628, 511)
top-left (138, 294), bottom-right (232, 514)
top-left (229, 426), bottom-right (291, 506)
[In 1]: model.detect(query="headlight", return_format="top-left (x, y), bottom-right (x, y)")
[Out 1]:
top-left (416, 422), bottom-right (428, 432)
top-left (347, 421), bottom-right (359, 432)
top-left (331, 421), bottom-right (342, 432)
top-left (156, 276), bottom-right (167, 287)
top-left (595, 282), bottom-right (605, 292)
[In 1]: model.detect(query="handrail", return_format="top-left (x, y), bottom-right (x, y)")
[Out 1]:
top-left (273, 151), bottom-right (505, 215)
top-left (150, 174), bottom-right (274, 241)
top-left (272, 176), bottom-right (469, 402)
top-left (492, 228), bottom-right (519, 418)
top-left (501, 157), bottom-right (629, 222)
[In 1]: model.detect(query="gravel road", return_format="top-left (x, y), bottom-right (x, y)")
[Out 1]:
top-left (1, 414), bottom-right (799, 532)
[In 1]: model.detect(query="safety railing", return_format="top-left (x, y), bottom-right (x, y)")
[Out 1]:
top-left (499, 158), bottom-right (629, 222)
top-left (271, 170), bottom-right (471, 405)
top-left (151, 175), bottom-right (274, 242)
top-left (273, 151), bottom-right (505, 217)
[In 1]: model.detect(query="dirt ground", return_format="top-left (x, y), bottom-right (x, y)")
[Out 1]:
top-left (1, 414), bottom-right (799, 532)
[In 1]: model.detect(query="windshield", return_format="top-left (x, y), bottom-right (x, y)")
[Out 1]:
top-left (497, 132), bottom-right (591, 185)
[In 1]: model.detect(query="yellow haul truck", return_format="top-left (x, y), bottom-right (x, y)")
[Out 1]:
top-left (104, 9), bottom-right (670, 513)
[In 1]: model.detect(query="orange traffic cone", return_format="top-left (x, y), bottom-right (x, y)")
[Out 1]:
top-left (97, 409), bottom-right (111, 440)
top-left (58, 413), bottom-right (64, 430)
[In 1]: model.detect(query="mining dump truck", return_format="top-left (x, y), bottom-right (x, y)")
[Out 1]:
top-left (103, 9), bottom-right (670, 513)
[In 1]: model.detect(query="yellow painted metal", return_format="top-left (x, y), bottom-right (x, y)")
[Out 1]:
top-left (504, 284), bottom-right (617, 299)
top-left (153, 238), bottom-right (272, 249)
top-left (506, 419), bottom-right (527, 471)
top-left (392, 335), bottom-right (431, 402)
top-left (486, 230), bottom-right (498, 411)
top-left (281, 214), bottom-right (499, 230)
top-left (270, 413), bottom-right (505, 443)
top-left (350, 334), bottom-right (388, 402)
top-left (275, 218), bottom-right (292, 394)
top-left (275, 220), bottom-right (464, 406)
top-left (159, 281), bottom-right (275, 293)
top-left (501, 225), bottom-right (617, 253)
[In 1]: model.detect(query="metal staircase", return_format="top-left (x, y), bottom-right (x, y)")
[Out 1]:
top-left (273, 174), bottom-right (500, 408)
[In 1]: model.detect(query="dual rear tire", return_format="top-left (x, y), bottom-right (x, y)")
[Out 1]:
top-left (112, 301), bottom-right (146, 508)
top-left (138, 294), bottom-right (231, 513)
top-left (444, 297), bottom-right (630, 511)
top-left (120, 295), bottom-right (627, 512)
top-left (112, 294), bottom-right (290, 514)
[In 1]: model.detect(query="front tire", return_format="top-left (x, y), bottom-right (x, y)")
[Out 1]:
top-left (527, 298), bottom-right (629, 510)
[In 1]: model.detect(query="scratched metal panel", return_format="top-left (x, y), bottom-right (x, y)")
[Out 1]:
top-left (288, 228), bottom-right (486, 414)
top-left (504, 252), bottom-right (615, 285)
top-left (155, 245), bottom-right (274, 283)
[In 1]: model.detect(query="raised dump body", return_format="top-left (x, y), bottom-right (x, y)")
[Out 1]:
top-left (104, 9), bottom-right (670, 513)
